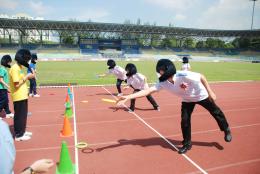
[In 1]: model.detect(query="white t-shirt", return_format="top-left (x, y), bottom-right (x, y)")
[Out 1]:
top-left (108, 65), bottom-right (127, 80)
top-left (182, 63), bottom-right (191, 71)
top-left (0, 120), bottom-right (15, 174)
top-left (154, 71), bottom-right (208, 102)
top-left (127, 73), bottom-right (149, 90)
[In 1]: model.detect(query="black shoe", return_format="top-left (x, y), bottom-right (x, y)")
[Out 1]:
top-left (154, 106), bottom-right (160, 111)
top-left (224, 128), bottom-right (232, 142)
top-left (178, 143), bottom-right (192, 154)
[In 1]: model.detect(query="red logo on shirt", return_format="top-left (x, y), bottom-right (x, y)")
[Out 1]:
top-left (180, 83), bottom-right (188, 90)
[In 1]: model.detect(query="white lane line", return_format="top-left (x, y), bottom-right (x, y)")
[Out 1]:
top-left (26, 106), bottom-right (260, 128)
top-left (164, 122), bottom-right (260, 138)
top-left (37, 80), bottom-right (257, 89)
top-left (188, 158), bottom-right (260, 174)
top-left (102, 86), bottom-right (208, 174)
top-left (18, 122), bottom-right (260, 153)
top-left (72, 86), bottom-right (79, 174)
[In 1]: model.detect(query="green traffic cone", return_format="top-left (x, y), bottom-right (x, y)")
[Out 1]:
top-left (56, 141), bottom-right (75, 174)
top-left (65, 108), bottom-right (73, 118)
top-left (64, 102), bottom-right (73, 118)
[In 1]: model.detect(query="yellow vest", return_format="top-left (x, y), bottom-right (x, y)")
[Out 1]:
top-left (9, 63), bottom-right (28, 102)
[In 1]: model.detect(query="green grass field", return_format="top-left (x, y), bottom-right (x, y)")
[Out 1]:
top-left (36, 61), bottom-right (260, 85)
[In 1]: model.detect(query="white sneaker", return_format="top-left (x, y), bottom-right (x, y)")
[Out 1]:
top-left (33, 94), bottom-right (40, 97)
top-left (128, 109), bottom-right (134, 113)
top-left (24, 131), bottom-right (33, 136)
top-left (29, 93), bottom-right (33, 97)
top-left (117, 93), bottom-right (123, 97)
top-left (0, 117), bottom-right (2, 120)
top-left (6, 113), bottom-right (14, 118)
top-left (15, 135), bottom-right (31, 141)
top-left (155, 107), bottom-right (160, 112)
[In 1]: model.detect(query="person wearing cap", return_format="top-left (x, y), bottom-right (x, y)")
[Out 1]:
top-left (124, 63), bottom-right (159, 112)
top-left (0, 55), bottom-right (14, 119)
top-left (98, 59), bottom-right (127, 96)
top-left (117, 59), bottom-right (232, 154)
top-left (28, 53), bottom-right (40, 97)
top-left (9, 49), bottom-right (35, 141)
top-left (181, 56), bottom-right (191, 71)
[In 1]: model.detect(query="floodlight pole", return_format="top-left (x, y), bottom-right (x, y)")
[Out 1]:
top-left (250, 0), bottom-right (257, 30)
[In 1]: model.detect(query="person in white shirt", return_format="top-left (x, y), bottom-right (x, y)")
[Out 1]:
top-left (124, 63), bottom-right (159, 112)
top-left (117, 59), bottom-right (232, 154)
top-left (99, 59), bottom-right (127, 96)
top-left (181, 56), bottom-right (191, 71)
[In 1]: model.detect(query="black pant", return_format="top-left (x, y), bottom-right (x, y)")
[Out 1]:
top-left (14, 99), bottom-right (28, 137)
top-left (181, 98), bottom-right (229, 145)
top-left (29, 78), bottom-right (37, 95)
top-left (116, 79), bottom-right (127, 94)
top-left (130, 89), bottom-right (159, 111)
top-left (0, 89), bottom-right (11, 114)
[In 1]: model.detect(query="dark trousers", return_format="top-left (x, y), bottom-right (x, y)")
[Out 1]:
top-left (181, 98), bottom-right (229, 145)
top-left (116, 79), bottom-right (127, 94)
top-left (130, 89), bottom-right (159, 111)
top-left (14, 99), bottom-right (28, 137)
top-left (0, 89), bottom-right (11, 114)
top-left (29, 78), bottom-right (37, 95)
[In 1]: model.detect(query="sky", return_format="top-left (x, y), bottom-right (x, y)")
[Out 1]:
top-left (0, 0), bottom-right (260, 30)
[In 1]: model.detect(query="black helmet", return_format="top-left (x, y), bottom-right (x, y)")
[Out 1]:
top-left (182, 56), bottom-right (189, 63)
top-left (31, 53), bottom-right (38, 64)
top-left (15, 49), bottom-right (31, 68)
top-left (1, 55), bottom-right (12, 68)
top-left (125, 63), bottom-right (137, 77)
top-left (156, 59), bottom-right (176, 82)
top-left (107, 59), bottom-right (116, 69)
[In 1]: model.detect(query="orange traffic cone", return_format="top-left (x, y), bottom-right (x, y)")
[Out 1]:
top-left (60, 117), bottom-right (73, 137)
top-left (65, 94), bottom-right (70, 103)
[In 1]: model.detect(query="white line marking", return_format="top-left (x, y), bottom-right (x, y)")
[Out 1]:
top-left (164, 123), bottom-right (260, 138)
top-left (72, 86), bottom-right (79, 174)
top-left (37, 80), bottom-right (258, 88)
top-left (188, 158), bottom-right (260, 174)
top-left (27, 103), bottom-right (260, 115)
top-left (26, 106), bottom-right (260, 128)
top-left (102, 86), bottom-right (208, 174)
top-left (18, 122), bottom-right (260, 153)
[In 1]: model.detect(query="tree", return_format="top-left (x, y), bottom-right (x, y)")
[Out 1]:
top-left (196, 41), bottom-right (205, 48)
top-left (224, 42), bottom-right (235, 49)
top-left (232, 37), bottom-right (251, 49)
top-left (238, 38), bottom-right (251, 48)
top-left (61, 34), bottom-right (75, 45)
top-left (206, 38), bottom-right (218, 48)
top-left (151, 34), bottom-right (161, 47)
top-left (160, 38), bottom-right (171, 48)
top-left (251, 38), bottom-right (260, 49)
top-left (183, 38), bottom-right (195, 48)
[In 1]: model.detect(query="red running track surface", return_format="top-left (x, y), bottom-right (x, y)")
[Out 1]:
top-left (5, 81), bottom-right (260, 174)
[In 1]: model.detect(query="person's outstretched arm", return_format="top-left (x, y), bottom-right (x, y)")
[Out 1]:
top-left (117, 86), bottom-right (157, 105)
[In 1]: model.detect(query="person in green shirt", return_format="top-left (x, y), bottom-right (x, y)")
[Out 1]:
top-left (0, 55), bottom-right (14, 119)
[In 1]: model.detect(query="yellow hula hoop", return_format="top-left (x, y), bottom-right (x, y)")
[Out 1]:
top-left (76, 142), bottom-right (88, 149)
